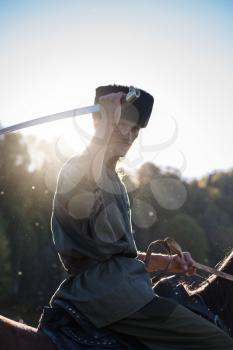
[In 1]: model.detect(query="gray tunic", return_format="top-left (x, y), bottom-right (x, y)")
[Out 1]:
top-left (50, 153), bottom-right (154, 327)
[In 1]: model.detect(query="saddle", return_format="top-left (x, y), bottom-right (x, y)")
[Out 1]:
top-left (38, 277), bottom-right (229, 350)
top-left (153, 275), bottom-right (229, 334)
top-left (38, 298), bottom-right (148, 350)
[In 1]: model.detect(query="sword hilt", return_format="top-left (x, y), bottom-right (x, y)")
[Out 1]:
top-left (125, 86), bottom-right (140, 104)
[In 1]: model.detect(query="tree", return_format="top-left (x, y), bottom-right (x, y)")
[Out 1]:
top-left (162, 213), bottom-right (210, 264)
top-left (0, 134), bottom-right (63, 305)
top-left (0, 215), bottom-right (10, 297)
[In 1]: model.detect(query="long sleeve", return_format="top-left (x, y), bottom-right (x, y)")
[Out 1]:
top-left (52, 154), bottom-right (136, 272)
top-left (50, 154), bottom-right (154, 328)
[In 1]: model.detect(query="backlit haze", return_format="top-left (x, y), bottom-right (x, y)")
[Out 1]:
top-left (1, 0), bottom-right (233, 180)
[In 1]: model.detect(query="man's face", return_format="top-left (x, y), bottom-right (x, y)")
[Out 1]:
top-left (108, 119), bottom-right (140, 157)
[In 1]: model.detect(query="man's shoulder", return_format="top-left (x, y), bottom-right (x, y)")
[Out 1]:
top-left (57, 152), bottom-right (94, 194)
top-left (62, 152), bottom-right (89, 169)
top-left (60, 152), bottom-right (91, 177)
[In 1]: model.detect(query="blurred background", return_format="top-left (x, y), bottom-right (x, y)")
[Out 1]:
top-left (0, 0), bottom-right (233, 326)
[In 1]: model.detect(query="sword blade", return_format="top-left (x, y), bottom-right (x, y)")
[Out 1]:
top-left (193, 261), bottom-right (233, 282)
top-left (0, 86), bottom-right (141, 136)
top-left (0, 104), bottom-right (100, 136)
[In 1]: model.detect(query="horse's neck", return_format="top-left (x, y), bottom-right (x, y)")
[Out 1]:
top-left (0, 315), bottom-right (56, 350)
top-left (197, 250), bottom-right (233, 300)
top-left (195, 250), bottom-right (233, 332)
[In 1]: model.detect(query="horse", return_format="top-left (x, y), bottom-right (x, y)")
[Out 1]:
top-left (191, 249), bottom-right (233, 336)
top-left (1, 249), bottom-right (233, 350)
top-left (0, 315), bottom-right (56, 350)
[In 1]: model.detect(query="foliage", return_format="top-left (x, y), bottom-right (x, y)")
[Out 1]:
top-left (0, 134), bottom-right (63, 307)
top-left (0, 216), bottom-right (10, 295)
top-left (163, 213), bottom-right (209, 264)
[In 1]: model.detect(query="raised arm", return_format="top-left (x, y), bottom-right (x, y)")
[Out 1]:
top-left (86, 92), bottom-right (125, 183)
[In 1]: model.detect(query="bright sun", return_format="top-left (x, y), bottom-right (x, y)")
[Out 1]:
top-left (22, 114), bottom-right (95, 156)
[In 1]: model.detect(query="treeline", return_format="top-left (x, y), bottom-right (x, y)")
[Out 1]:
top-left (125, 163), bottom-right (233, 265)
top-left (0, 133), bottom-right (233, 320)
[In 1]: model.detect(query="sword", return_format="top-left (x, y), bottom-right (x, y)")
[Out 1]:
top-left (0, 86), bottom-right (140, 136)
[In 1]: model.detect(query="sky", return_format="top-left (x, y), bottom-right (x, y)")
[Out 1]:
top-left (0, 0), bottom-right (233, 180)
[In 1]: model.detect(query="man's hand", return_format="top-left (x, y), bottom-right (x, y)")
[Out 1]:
top-left (168, 252), bottom-right (196, 276)
top-left (98, 92), bottom-right (126, 130)
top-left (88, 92), bottom-right (126, 183)
top-left (143, 251), bottom-right (196, 276)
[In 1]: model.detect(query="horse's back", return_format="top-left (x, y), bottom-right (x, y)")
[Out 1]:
top-left (0, 315), bottom-right (56, 350)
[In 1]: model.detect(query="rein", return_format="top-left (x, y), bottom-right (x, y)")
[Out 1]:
top-left (145, 237), bottom-right (233, 283)
top-left (144, 238), bottom-right (174, 284)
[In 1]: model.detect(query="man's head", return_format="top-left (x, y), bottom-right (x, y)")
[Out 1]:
top-left (94, 84), bottom-right (154, 128)
top-left (93, 84), bottom-right (154, 159)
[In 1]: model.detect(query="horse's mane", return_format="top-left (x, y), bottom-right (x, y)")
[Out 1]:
top-left (183, 249), bottom-right (233, 335)
top-left (186, 249), bottom-right (233, 295)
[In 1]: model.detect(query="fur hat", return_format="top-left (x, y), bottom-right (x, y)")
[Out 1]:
top-left (94, 84), bottom-right (154, 128)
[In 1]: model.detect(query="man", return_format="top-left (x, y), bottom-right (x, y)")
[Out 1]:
top-left (49, 85), bottom-right (233, 349)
